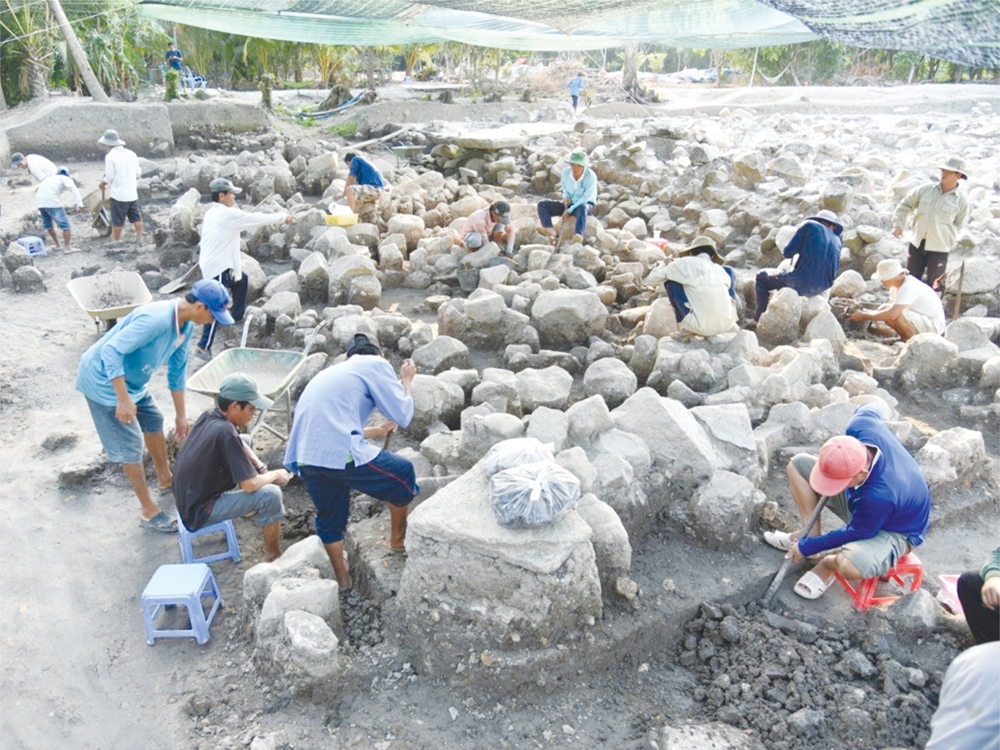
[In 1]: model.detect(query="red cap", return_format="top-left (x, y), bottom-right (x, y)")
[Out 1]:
top-left (809, 436), bottom-right (867, 496)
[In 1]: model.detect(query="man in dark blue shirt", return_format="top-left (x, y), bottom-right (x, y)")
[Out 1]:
top-left (752, 209), bottom-right (843, 321)
top-left (764, 403), bottom-right (931, 600)
top-left (165, 43), bottom-right (184, 72)
top-left (340, 152), bottom-right (386, 217)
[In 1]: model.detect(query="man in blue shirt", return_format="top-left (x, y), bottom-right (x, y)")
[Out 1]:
top-left (537, 150), bottom-right (598, 246)
top-left (764, 403), bottom-right (931, 600)
top-left (567, 72), bottom-right (586, 113)
top-left (752, 209), bottom-right (843, 322)
top-left (340, 152), bottom-right (386, 218)
top-left (284, 334), bottom-right (418, 591)
top-left (165, 43), bottom-right (184, 72)
top-left (76, 279), bottom-right (233, 532)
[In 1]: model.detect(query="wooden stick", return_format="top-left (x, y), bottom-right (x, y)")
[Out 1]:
top-left (762, 495), bottom-right (829, 609)
top-left (349, 126), bottom-right (412, 151)
top-left (952, 260), bottom-right (965, 320)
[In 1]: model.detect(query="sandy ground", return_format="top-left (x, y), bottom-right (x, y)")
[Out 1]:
top-left (1, 83), bottom-right (998, 749)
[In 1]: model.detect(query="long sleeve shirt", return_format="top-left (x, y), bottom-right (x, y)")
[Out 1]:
top-left (199, 203), bottom-right (287, 280)
top-left (567, 76), bottom-right (585, 96)
top-left (461, 207), bottom-right (497, 239)
top-left (36, 174), bottom-right (83, 209)
top-left (798, 404), bottom-right (931, 558)
top-left (778, 219), bottom-right (842, 296)
top-left (348, 156), bottom-right (385, 188)
top-left (561, 166), bottom-right (598, 213)
top-left (983, 548), bottom-right (1000, 582)
top-left (284, 355), bottom-right (413, 472)
top-left (102, 146), bottom-right (140, 202)
top-left (76, 300), bottom-right (193, 406)
top-left (663, 256), bottom-right (738, 337)
top-left (893, 182), bottom-right (970, 254)
top-left (25, 154), bottom-right (57, 182)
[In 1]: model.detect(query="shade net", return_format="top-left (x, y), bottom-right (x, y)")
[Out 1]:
top-left (139, 0), bottom-right (999, 66)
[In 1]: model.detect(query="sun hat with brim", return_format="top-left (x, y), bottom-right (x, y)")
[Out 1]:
top-left (938, 156), bottom-right (968, 180)
top-left (678, 236), bottom-right (724, 265)
top-left (346, 333), bottom-right (381, 357)
top-left (209, 177), bottom-right (242, 194)
top-left (569, 150), bottom-right (588, 167)
top-left (97, 129), bottom-right (126, 147)
top-left (491, 200), bottom-right (510, 225)
top-left (806, 209), bottom-right (843, 235)
top-left (809, 435), bottom-right (869, 496)
top-left (10, 152), bottom-right (24, 167)
top-left (871, 258), bottom-right (908, 282)
top-left (189, 278), bottom-right (234, 325)
top-left (219, 372), bottom-right (273, 410)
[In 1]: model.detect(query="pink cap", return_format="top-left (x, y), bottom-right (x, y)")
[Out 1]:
top-left (809, 436), bottom-right (868, 496)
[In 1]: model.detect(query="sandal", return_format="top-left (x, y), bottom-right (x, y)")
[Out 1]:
top-left (139, 510), bottom-right (178, 533)
top-left (793, 570), bottom-right (833, 600)
top-left (764, 530), bottom-right (796, 551)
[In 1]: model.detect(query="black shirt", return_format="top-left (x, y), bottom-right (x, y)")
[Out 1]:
top-left (173, 409), bottom-right (255, 530)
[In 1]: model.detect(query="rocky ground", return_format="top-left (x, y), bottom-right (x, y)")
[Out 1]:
top-left (1, 82), bottom-right (998, 750)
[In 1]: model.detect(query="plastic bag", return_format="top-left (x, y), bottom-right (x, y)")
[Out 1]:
top-left (482, 437), bottom-right (554, 477)
top-left (488, 461), bottom-right (581, 528)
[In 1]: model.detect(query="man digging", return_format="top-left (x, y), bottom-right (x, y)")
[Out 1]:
top-left (764, 403), bottom-right (931, 600)
top-left (173, 373), bottom-right (291, 562)
top-left (97, 129), bottom-right (143, 243)
top-left (76, 279), bottom-right (234, 532)
top-left (849, 258), bottom-right (946, 341)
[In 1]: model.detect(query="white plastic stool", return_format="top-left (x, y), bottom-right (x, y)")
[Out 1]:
top-left (141, 563), bottom-right (222, 645)
top-left (178, 516), bottom-right (241, 565)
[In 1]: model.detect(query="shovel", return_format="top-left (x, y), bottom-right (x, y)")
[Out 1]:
top-left (553, 211), bottom-right (576, 252)
top-left (761, 495), bottom-right (829, 609)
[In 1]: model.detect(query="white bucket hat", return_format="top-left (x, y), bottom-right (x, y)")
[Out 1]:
top-left (97, 129), bottom-right (125, 147)
top-left (806, 209), bottom-right (843, 234)
top-left (938, 156), bottom-right (968, 179)
top-left (872, 258), bottom-right (908, 282)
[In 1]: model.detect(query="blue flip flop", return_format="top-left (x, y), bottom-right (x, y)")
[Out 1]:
top-left (140, 511), bottom-right (178, 533)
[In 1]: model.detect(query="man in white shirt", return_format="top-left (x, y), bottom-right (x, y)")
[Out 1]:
top-left (11, 152), bottom-right (57, 182)
top-left (36, 167), bottom-right (83, 253)
top-left (892, 156), bottom-right (971, 292)
top-left (644, 237), bottom-right (738, 338)
top-left (849, 258), bottom-right (946, 340)
top-left (97, 129), bottom-right (143, 243)
top-left (195, 178), bottom-right (293, 360)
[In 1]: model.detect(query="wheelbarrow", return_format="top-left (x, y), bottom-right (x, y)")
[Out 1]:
top-left (82, 187), bottom-right (113, 238)
top-left (185, 318), bottom-right (328, 442)
top-left (67, 270), bottom-right (153, 333)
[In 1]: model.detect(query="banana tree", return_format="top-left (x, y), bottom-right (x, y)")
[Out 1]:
top-left (1, 0), bottom-right (56, 102)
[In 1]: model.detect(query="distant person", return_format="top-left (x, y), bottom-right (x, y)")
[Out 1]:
top-left (165, 42), bottom-right (184, 72)
top-left (892, 156), bottom-right (971, 292)
top-left (36, 166), bottom-right (83, 253)
top-left (956, 547), bottom-right (1000, 646)
top-left (537, 150), bottom-right (597, 246)
top-left (460, 200), bottom-right (516, 259)
top-left (173, 373), bottom-right (291, 563)
top-left (75, 280), bottom-right (233, 533)
top-left (925, 641), bottom-right (1000, 750)
top-left (97, 129), bottom-right (143, 243)
top-left (567, 72), bottom-right (586, 113)
top-left (339, 152), bottom-right (386, 217)
top-left (752, 209), bottom-right (843, 323)
top-left (10, 152), bottom-right (57, 182)
top-left (195, 177), bottom-right (293, 361)
top-left (284, 334), bottom-right (418, 592)
top-left (645, 237), bottom-right (738, 339)
top-left (764, 403), bottom-right (931, 601)
top-left (848, 259), bottom-right (946, 340)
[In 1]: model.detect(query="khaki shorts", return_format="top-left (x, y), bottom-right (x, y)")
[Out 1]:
top-left (791, 454), bottom-right (911, 578)
top-left (350, 184), bottom-right (383, 203)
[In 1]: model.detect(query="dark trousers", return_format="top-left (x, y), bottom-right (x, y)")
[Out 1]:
top-left (665, 281), bottom-right (690, 323)
top-left (906, 241), bottom-right (948, 292)
top-left (958, 572), bottom-right (1000, 645)
top-left (754, 271), bottom-right (794, 320)
top-left (537, 200), bottom-right (593, 237)
top-left (198, 269), bottom-right (248, 351)
top-left (299, 451), bottom-right (419, 544)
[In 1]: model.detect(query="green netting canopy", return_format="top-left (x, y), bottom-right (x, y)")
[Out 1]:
top-left (139, 0), bottom-right (1000, 66)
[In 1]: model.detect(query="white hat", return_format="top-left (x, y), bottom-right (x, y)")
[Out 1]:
top-left (806, 209), bottom-right (843, 233)
top-left (872, 258), bottom-right (908, 282)
top-left (938, 156), bottom-right (968, 180)
top-left (97, 129), bottom-right (125, 147)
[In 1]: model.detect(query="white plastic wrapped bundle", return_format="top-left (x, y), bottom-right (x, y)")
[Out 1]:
top-left (482, 437), bottom-right (555, 478)
top-left (488, 461), bottom-right (581, 528)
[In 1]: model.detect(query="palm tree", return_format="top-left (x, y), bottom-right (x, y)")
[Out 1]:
top-left (47, 0), bottom-right (109, 101)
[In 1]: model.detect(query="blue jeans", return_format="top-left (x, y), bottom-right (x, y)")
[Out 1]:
top-left (299, 451), bottom-right (419, 544)
top-left (667, 269), bottom-right (737, 323)
top-left (198, 269), bottom-right (248, 351)
top-left (39, 207), bottom-right (70, 230)
top-left (754, 271), bottom-right (795, 320)
top-left (85, 394), bottom-right (163, 464)
top-left (537, 200), bottom-right (593, 236)
top-left (205, 484), bottom-right (284, 528)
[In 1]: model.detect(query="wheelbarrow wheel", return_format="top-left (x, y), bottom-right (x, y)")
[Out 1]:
top-left (94, 207), bottom-right (113, 238)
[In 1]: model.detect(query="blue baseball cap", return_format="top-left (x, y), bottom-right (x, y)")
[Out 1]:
top-left (190, 279), bottom-right (234, 325)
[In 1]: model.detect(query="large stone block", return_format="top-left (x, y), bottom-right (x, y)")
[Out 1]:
top-left (243, 536), bottom-right (332, 610)
top-left (530, 290), bottom-right (607, 347)
top-left (684, 471), bottom-right (764, 549)
top-left (410, 374), bottom-right (465, 435)
top-left (516, 366), bottom-right (573, 413)
top-left (583, 357), bottom-right (638, 409)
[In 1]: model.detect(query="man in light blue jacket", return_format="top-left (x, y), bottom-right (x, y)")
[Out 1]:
top-left (537, 150), bottom-right (598, 246)
top-left (76, 279), bottom-right (233, 532)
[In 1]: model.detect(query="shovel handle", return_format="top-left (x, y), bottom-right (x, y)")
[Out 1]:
top-left (762, 495), bottom-right (829, 609)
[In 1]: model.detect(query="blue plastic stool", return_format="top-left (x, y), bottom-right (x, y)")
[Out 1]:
top-left (141, 563), bottom-right (222, 645)
top-left (177, 516), bottom-right (241, 565)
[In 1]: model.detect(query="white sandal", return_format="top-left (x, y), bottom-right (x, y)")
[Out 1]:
top-left (794, 570), bottom-right (833, 600)
top-left (764, 530), bottom-right (795, 551)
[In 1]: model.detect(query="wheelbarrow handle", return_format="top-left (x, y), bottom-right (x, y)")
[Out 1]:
top-left (240, 314), bottom-right (254, 348)
top-left (302, 319), bottom-right (329, 357)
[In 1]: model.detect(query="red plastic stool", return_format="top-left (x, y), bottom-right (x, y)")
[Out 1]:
top-left (834, 551), bottom-right (924, 612)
